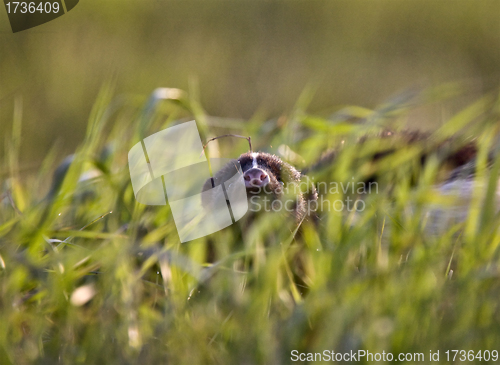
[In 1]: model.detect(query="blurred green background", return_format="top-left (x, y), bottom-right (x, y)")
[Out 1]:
top-left (3, 3), bottom-right (500, 363)
top-left (1, 0), bottom-right (499, 166)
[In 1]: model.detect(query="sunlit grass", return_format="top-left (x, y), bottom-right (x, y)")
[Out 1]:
top-left (1, 84), bottom-right (500, 364)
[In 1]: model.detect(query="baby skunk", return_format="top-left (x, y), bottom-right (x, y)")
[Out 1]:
top-left (202, 152), bottom-right (317, 222)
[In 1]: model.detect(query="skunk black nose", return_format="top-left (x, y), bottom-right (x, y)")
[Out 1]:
top-left (244, 168), bottom-right (270, 188)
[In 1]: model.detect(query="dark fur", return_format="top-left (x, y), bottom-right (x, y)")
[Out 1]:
top-left (305, 129), bottom-right (478, 182)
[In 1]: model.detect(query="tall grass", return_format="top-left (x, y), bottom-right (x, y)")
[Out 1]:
top-left (1, 84), bottom-right (500, 364)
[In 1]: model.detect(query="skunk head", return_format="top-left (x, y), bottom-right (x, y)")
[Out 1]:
top-left (237, 152), bottom-right (301, 193)
top-left (239, 152), bottom-right (316, 220)
top-left (202, 151), bottom-right (316, 221)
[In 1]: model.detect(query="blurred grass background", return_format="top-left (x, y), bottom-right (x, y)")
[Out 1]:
top-left (2, 81), bottom-right (500, 364)
top-left (2, 1), bottom-right (500, 364)
top-left (1, 0), bottom-right (500, 167)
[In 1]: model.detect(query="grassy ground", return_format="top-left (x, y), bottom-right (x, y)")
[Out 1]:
top-left (1, 84), bottom-right (500, 364)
